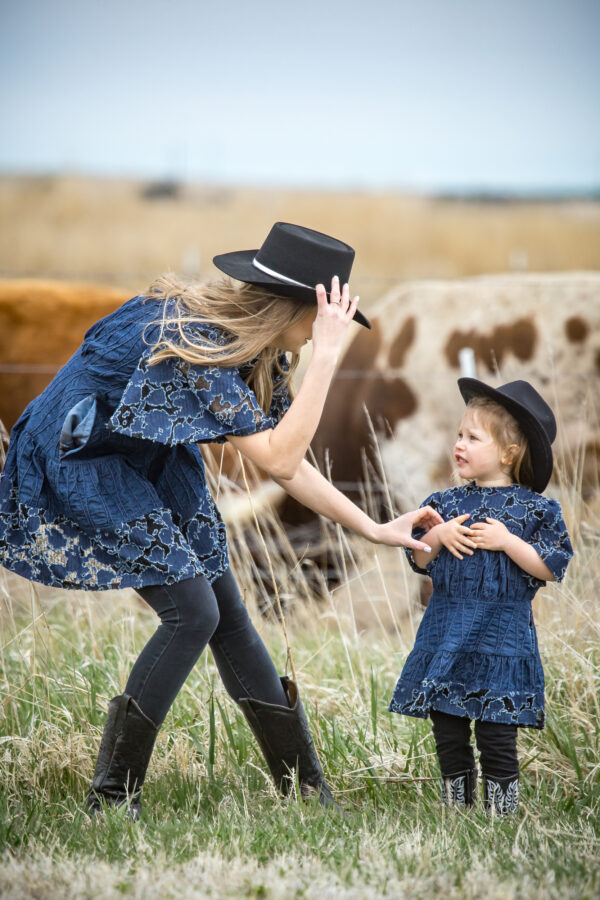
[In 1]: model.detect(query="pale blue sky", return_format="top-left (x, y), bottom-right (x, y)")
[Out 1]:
top-left (1, 0), bottom-right (598, 191)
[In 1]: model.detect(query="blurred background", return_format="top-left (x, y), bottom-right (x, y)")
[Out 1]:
top-left (0, 0), bottom-right (599, 503)
top-left (0, 0), bottom-right (598, 292)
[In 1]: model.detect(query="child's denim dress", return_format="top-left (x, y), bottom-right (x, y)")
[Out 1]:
top-left (389, 483), bottom-right (573, 728)
top-left (0, 295), bottom-right (290, 590)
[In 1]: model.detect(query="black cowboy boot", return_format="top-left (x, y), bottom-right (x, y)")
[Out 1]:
top-left (238, 677), bottom-right (339, 810)
top-left (440, 768), bottom-right (478, 808)
top-left (482, 772), bottom-right (519, 816)
top-left (87, 694), bottom-right (158, 821)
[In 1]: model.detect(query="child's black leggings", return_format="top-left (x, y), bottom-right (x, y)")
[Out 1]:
top-left (430, 709), bottom-right (519, 778)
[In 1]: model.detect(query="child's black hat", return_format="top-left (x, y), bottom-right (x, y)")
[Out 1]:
top-left (458, 378), bottom-right (556, 493)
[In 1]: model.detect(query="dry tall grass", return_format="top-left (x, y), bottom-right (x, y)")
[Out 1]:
top-left (0, 390), bottom-right (598, 898)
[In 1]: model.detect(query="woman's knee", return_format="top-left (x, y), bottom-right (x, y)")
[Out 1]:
top-left (210, 569), bottom-right (252, 635)
top-left (138, 577), bottom-right (221, 640)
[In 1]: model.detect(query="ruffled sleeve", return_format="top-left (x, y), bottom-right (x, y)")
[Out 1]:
top-left (528, 497), bottom-right (573, 583)
top-left (108, 350), bottom-right (284, 446)
top-left (404, 491), bottom-right (443, 575)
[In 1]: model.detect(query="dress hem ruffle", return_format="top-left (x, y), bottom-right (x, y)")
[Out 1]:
top-left (388, 678), bottom-right (545, 729)
top-left (0, 487), bottom-right (229, 590)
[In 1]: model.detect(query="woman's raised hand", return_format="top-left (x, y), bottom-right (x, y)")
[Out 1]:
top-left (312, 276), bottom-right (360, 360)
top-left (370, 505), bottom-right (444, 551)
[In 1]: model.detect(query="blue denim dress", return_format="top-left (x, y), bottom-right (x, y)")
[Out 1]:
top-left (388, 483), bottom-right (573, 728)
top-left (0, 295), bottom-right (291, 590)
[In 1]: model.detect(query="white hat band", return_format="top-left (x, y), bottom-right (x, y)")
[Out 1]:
top-left (252, 257), bottom-right (313, 290)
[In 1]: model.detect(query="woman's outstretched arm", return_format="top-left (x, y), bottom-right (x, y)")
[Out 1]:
top-left (272, 459), bottom-right (441, 552)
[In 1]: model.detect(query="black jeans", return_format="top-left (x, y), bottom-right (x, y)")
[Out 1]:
top-left (430, 709), bottom-right (519, 779)
top-left (124, 569), bottom-right (288, 726)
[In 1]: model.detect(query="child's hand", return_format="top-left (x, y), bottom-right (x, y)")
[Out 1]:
top-left (437, 514), bottom-right (477, 560)
top-left (470, 518), bottom-right (510, 551)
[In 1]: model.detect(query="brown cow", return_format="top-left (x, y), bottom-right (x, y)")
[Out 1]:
top-left (0, 279), bottom-right (285, 528)
top-left (0, 280), bottom-right (130, 430)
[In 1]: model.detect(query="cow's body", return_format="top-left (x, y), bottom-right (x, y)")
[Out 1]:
top-left (2, 275), bottom-right (598, 538)
top-left (304, 272), bottom-right (600, 516)
top-left (0, 280), bottom-right (130, 431)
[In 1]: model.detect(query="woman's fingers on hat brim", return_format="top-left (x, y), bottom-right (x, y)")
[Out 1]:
top-left (329, 276), bottom-right (341, 304)
top-left (346, 294), bottom-right (360, 320)
top-left (315, 283), bottom-right (327, 311)
top-left (338, 280), bottom-right (350, 309)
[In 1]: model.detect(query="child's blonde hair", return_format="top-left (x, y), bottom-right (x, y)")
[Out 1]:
top-left (145, 273), bottom-right (311, 413)
top-left (466, 397), bottom-right (534, 488)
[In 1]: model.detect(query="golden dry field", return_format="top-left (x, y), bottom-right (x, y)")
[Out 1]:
top-left (1, 176), bottom-right (599, 304)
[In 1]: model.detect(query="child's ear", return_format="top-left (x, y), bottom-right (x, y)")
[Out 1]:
top-left (501, 444), bottom-right (520, 466)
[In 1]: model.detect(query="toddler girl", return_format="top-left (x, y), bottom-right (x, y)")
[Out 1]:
top-left (389, 378), bottom-right (573, 814)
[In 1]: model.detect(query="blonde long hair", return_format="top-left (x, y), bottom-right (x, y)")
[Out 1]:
top-left (145, 273), bottom-right (310, 412)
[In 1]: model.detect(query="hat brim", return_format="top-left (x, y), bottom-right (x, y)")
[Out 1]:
top-left (458, 377), bottom-right (553, 493)
top-left (213, 249), bottom-right (371, 330)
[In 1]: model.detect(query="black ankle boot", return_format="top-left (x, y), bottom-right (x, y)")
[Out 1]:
top-left (441, 768), bottom-right (477, 808)
top-left (483, 772), bottom-right (519, 816)
top-left (238, 677), bottom-right (339, 810)
top-left (87, 694), bottom-right (158, 820)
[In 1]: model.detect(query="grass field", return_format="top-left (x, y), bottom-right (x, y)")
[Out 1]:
top-left (0, 455), bottom-right (598, 899)
top-left (0, 177), bottom-right (599, 896)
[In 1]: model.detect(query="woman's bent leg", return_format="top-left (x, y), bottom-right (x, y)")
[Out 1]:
top-left (208, 568), bottom-right (288, 706)
top-left (125, 576), bottom-right (221, 726)
top-left (208, 569), bottom-right (337, 808)
top-left (88, 576), bottom-right (220, 818)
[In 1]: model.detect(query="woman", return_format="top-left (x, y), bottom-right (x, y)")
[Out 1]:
top-left (0, 222), bottom-right (440, 818)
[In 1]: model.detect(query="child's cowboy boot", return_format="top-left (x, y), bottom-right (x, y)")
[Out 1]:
top-left (238, 677), bottom-right (339, 810)
top-left (441, 768), bottom-right (478, 808)
top-left (87, 694), bottom-right (158, 821)
top-left (482, 772), bottom-right (519, 816)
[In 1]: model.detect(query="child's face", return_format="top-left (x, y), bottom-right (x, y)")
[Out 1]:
top-left (454, 409), bottom-right (512, 486)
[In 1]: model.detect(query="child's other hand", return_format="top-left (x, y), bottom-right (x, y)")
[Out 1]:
top-left (437, 514), bottom-right (477, 560)
top-left (470, 518), bottom-right (510, 551)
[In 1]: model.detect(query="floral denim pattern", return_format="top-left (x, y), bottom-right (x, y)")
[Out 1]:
top-left (389, 483), bottom-right (573, 729)
top-left (0, 295), bottom-right (291, 590)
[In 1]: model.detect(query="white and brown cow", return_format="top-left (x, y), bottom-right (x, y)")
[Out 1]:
top-left (3, 275), bottom-right (599, 536)
top-left (294, 272), bottom-right (600, 524)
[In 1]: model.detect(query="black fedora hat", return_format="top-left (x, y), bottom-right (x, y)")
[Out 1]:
top-left (458, 378), bottom-right (556, 493)
top-left (212, 222), bottom-right (371, 329)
